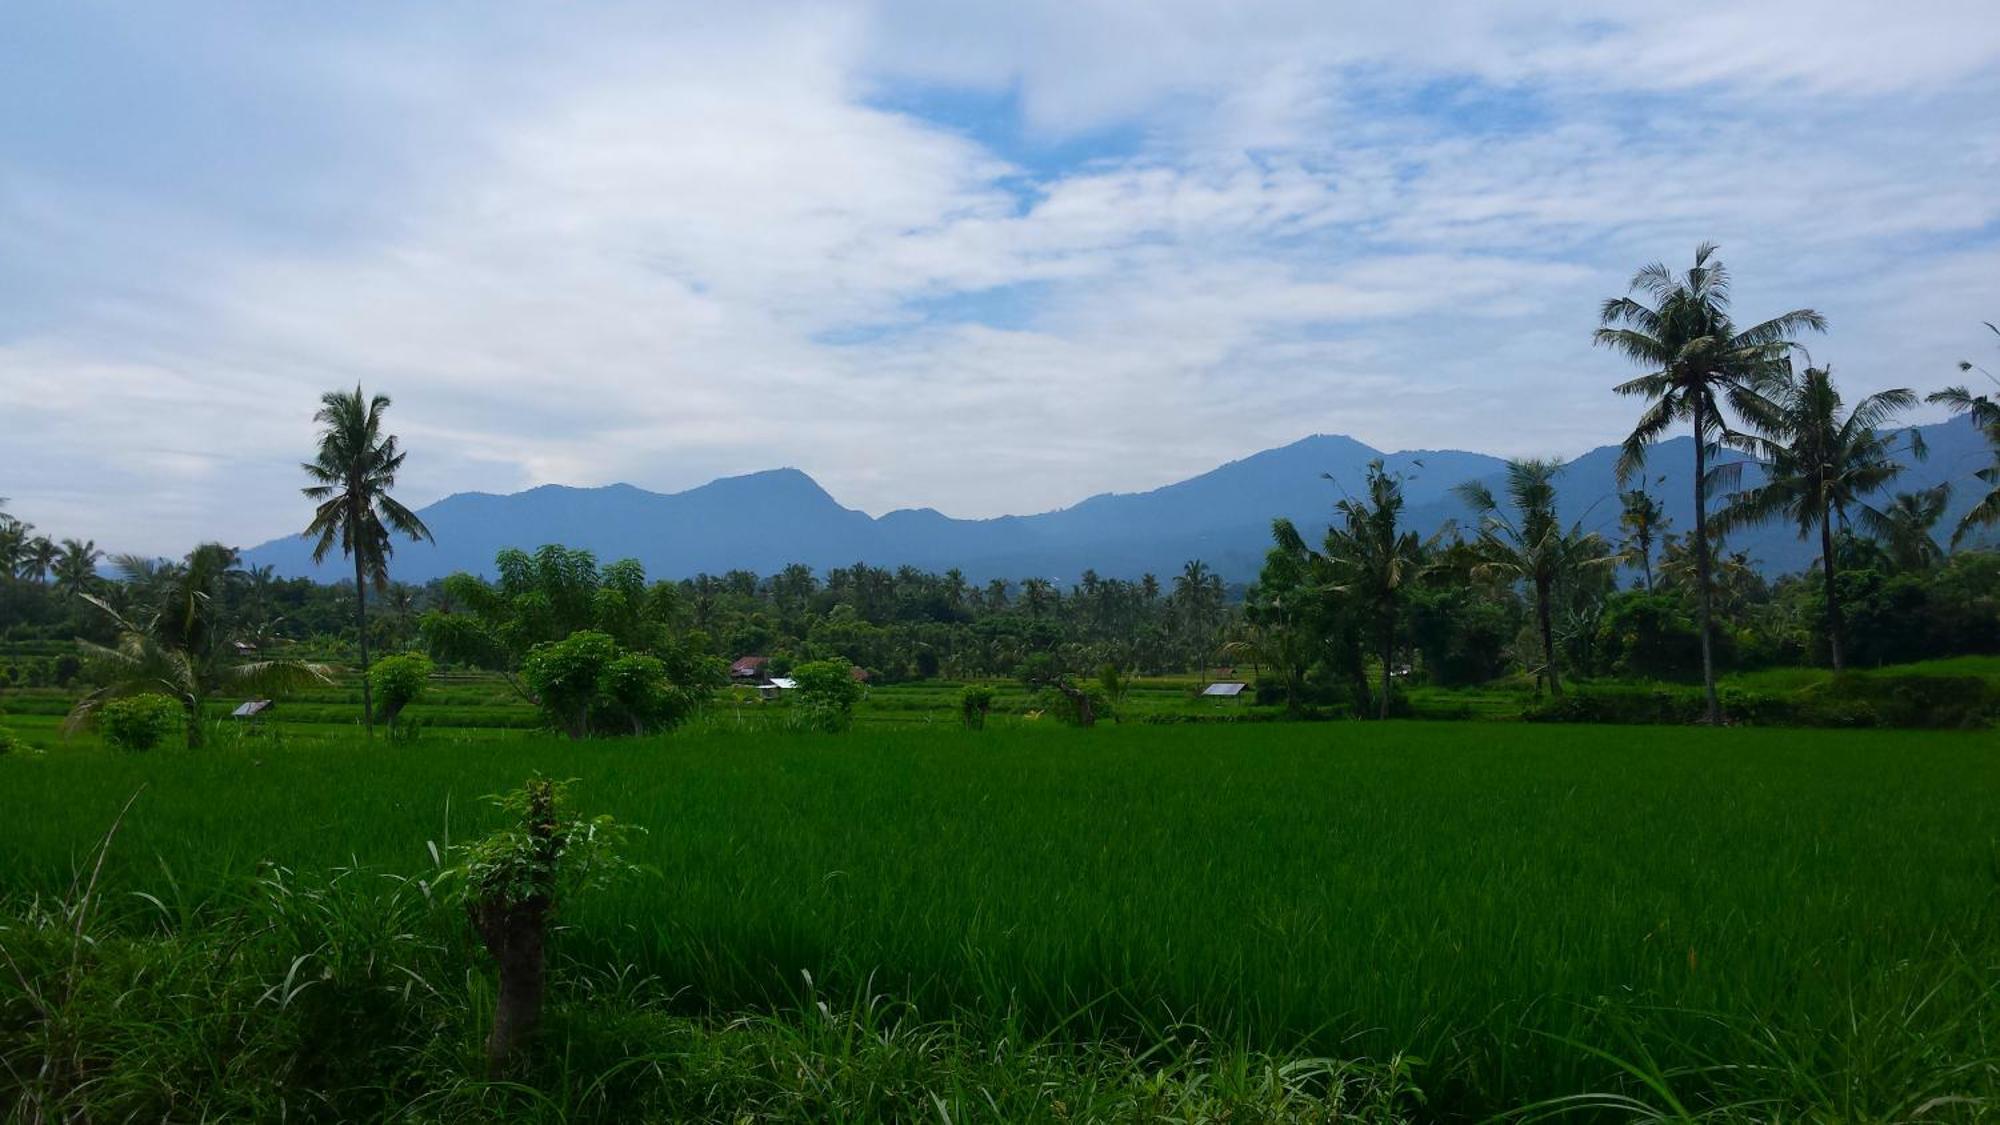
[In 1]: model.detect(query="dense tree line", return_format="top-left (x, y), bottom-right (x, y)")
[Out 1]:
top-left (4, 252), bottom-right (1998, 732)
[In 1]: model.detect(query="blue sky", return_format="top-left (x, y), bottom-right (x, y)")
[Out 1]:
top-left (2, 1), bottom-right (1998, 556)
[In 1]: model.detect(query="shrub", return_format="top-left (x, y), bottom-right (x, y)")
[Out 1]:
top-left (369, 652), bottom-right (435, 731)
top-left (960, 684), bottom-right (995, 730)
top-left (521, 631), bottom-right (718, 739)
top-left (0, 725), bottom-right (20, 756)
top-left (791, 660), bottom-right (863, 733)
top-left (98, 693), bottom-right (184, 752)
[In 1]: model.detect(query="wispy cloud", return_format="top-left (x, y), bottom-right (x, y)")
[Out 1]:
top-left (2, 1), bottom-right (1997, 556)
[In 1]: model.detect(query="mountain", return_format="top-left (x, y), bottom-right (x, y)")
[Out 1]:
top-left (241, 418), bottom-right (1992, 584)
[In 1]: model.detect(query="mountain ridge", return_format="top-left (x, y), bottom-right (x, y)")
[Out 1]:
top-left (241, 418), bottom-right (1992, 584)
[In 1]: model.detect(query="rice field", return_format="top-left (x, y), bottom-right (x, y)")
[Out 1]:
top-left (4, 720), bottom-right (1997, 1119)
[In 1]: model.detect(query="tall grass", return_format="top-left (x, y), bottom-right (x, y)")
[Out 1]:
top-left (3, 722), bottom-right (1996, 1118)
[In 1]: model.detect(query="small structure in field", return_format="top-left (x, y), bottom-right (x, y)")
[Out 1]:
top-left (730, 656), bottom-right (770, 680)
top-left (231, 699), bottom-right (276, 718)
top-left (1200, 682), bottom-right (1248, 699)
top-left (757, 676), bottom-right (798, 701)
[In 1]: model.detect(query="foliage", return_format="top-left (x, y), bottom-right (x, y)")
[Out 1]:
top-left (958, 684), bottom-right (994, 729)
top-left (96, 692), bottom-right (184, 751)
top-left (367, 652), bottom-right (434, 731)
top-left (789, 659), bottom-right (863, 733)
top-left (520, 630), bottom-right (708, 739)
top-left (1594, 593), bottom-right (1706, 681)
top-left (1928, 322), bottom-right (2000, 544)
top-left (65, 544), bottom-right (331, 748)
top-left (0, 724), bottom-right (22, 755)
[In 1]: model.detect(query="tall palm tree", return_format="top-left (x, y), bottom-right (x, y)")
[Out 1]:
top-left (68, 544), bottom-right (329, 748)
top-left (1858, 485), bottom-right (1951, 573)
top-left (1928, 323), bottom-right (2000, 544)
top-left (53, 539), bottom-right (103, 601)
top-left (301, 387), bottom-right (433, 738)
top-left (1617, 485), bottom-right (1667, 592)
top-left (1595, 243), bottom-right (1825, 722)
top-left (1718, 366), bottom-right (1919, 672)
top-left (0, 517), bottom-right (29, 581)
top-left (1455, 459), bottom-right (1615, 697)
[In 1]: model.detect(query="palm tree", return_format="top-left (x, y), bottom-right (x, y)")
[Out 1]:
top-left (67, 544), bottom-right (329, 748)
top-left (1858, 485), bottom-right (1951, 572)
top-left (1282, 460), bottom-right (1433, 720)
top-left (1617, 486), bottom-right (1666, 592)
top-left (0, 517), bottom-right (29, 581)
top-left (1928, 322), bottom-right (2000, 544)
top-left (1595, 243), bottom-right (1825, 722)
top-left (1456, 459), bottom-right (1615, 697)
top-left (23, 536), bottom-right (57, 585)
top-left (53, 539), bottom-right (103, 601)
top-left (1719, 366), bottom-right (1920, 672)
top-left (301, 387), bottom-right (433, 738)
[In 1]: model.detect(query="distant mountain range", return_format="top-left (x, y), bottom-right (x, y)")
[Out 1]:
top-left (241, 416), bottom-right (1993, 584)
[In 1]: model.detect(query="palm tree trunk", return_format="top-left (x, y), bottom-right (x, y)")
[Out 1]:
top-left (1820, 513), bottom-right (1844, 673)
top-left (1641, 536), bottom-right (1654, 593)
top-left (1378, 610), bottom-right (1393, 721)
top-left (355, 548), bottom-right (373, 739)
top-left (1537, 576), bottom-right (1562, 697)
top-left (1691, 397), bottom-right (1721, 724)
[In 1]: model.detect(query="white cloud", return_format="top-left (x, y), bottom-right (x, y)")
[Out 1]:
top-left (1, 1), bottom-right (1997, 557)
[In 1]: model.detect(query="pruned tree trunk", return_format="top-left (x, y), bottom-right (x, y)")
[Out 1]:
top-left (1378, 611), bottom-right (1393, 721)
top-left (1691, 398), bottom-right (1722, 724)
top-left (1053, 679), bottom-right (1095, 727)
top-left (469, 782), bottom-right (559, 1076)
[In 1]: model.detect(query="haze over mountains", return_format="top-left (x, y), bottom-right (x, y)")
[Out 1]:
top-left (243, 418), bottom-right (1991, 585)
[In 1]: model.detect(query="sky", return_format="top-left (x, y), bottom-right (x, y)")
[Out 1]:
top-left (2, 1), bottom-right (1998, 558)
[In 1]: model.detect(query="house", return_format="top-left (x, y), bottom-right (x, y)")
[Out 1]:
top-left (757, 677), bottom-right (798, 701)
top-left (729, 656), bottom-right (770, 680)
top-left (1200, 682), bottom-right (1247, 699)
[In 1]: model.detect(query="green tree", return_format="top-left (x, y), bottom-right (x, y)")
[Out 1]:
top-left (790, 659), bottom-right (864, 732)
top-left (1596, 242), bottom-right (1825, 721)
top-left (24, 536), bottom-right (56, 585)
top-left (1928, 322), bottom-right (2000, 544)
top-left (53, 539), bottom-right (103, 602)
top-left (1858, 485), bottom-right (1951, 573)
top-left (301, 386), bottom-right (434, 739)
top-left (1719, 366), bottom-right (1920, 671)
top-left (1455, 459), bottom-right (1615, 696)
top-left (367, 651), bottom-right (435, 734)
top-left (1617, 486), bottom-right (1667, 591)
top-left (67, 544), bottom-right (330, 748)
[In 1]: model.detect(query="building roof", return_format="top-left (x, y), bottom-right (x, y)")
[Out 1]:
top-left (231, 699), bottom-right (275, 717)
top-left (765, 677), bottom-right (798, 690)
top-left (1200, 682), bottom-right (1248, 698)
top-left (729, 656), bottom-right (770, 677)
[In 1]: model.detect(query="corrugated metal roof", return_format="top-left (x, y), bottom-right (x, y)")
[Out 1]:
top-left (1200, 682), bottom-right (1248, 697)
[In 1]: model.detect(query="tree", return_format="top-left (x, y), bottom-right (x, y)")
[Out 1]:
top-left (66, 544), bottom-right (330, 748)
top-left (1928, 322), bottom-right (2000, 544)
top-left (1617, 486), bottom-right (1667, 591)
top-left (1596, 242), bottom-right (1825, 722)
top-left (790, 659), bottom-right (864, 732)
top-left (1281, 460), bottom-right (1434, 720)
top-left (301, 386), bottom-right (434, 739)
top-left (24, 536), bottom-right (56, 585)
top-left (1719, 366), bottom-right (1920, 671)
top-left (1455, 459), bottom-right (1614, 696)
top-left (1858, 485), bottom-right (1951, 572)
top-left (52, 539), bottom-right (103, 602)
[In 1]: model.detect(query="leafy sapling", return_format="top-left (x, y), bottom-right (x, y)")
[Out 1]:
top-left (443, 777), bottom-right (641, 1075)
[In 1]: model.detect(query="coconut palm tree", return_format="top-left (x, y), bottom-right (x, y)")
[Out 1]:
top-left (1617, 485), bottom-right (1667, 592)
top-left (52, 539), bottom-right (103, 601)
top-left (22, 536), bottom-right (57, 585)
top-left (1455, 459), bottom-right (1615, 697)
top-left (1718, 366), bottom-right (1920, 672)
top-left (67, 543), bottom-right (329, 748)
top-left (1595, 243), bottom-right (1825, 722)
top-left (1928, 323), bottom-right (2000, 544)
top-left (1281, 460), bottom-right (1435, 720)
top-left (301, 386), bottom-right (433, 738)
top-left (1858, 485), bottom-right (1951, 573)
top-left (0, 517), bottom-right (29, 581)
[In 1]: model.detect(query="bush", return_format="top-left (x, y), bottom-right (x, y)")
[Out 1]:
top-left (522, 631), bottom-right (717, 739)
top-left (791, 660), bottom-right (863, 733)
top-left (0, 725), bottom-right (21, 756)
top-left (369, 652), bottom-right (435, 731)
top-left (98, 693), bottom-right (184, 752)
top-left (960, 684), bottom-right (995, 730)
